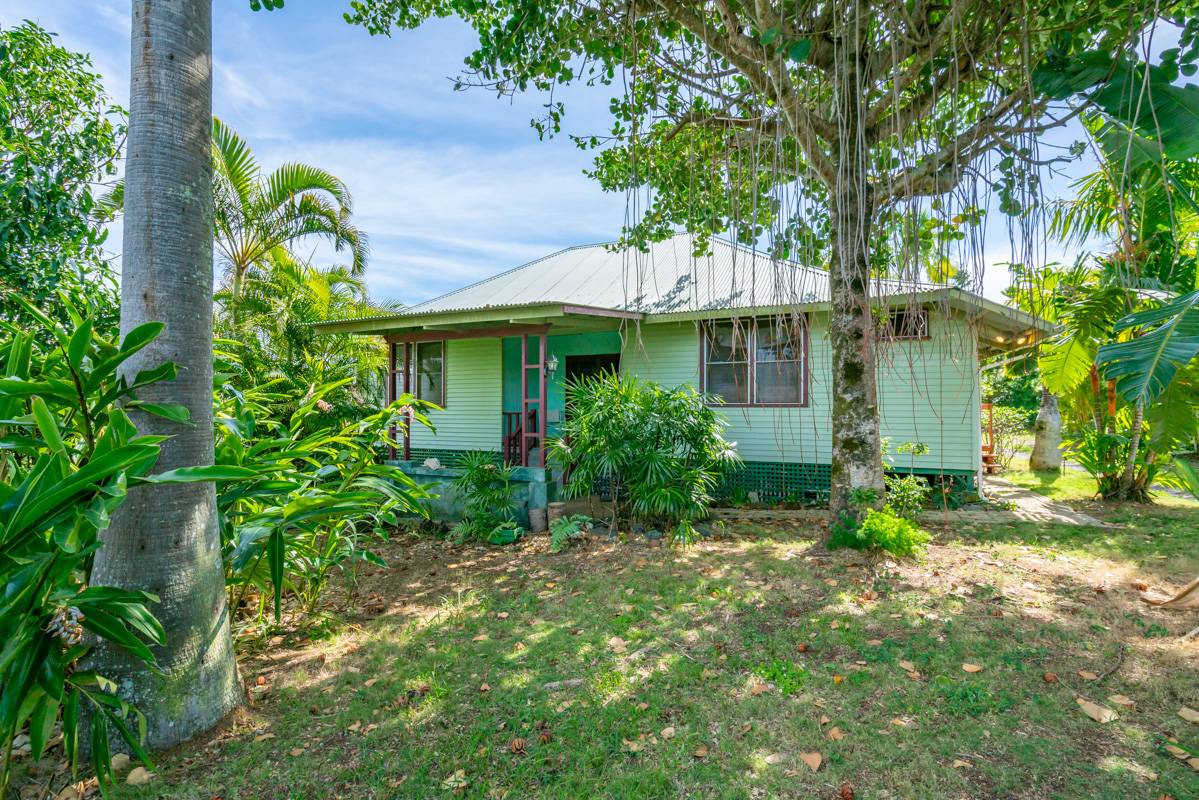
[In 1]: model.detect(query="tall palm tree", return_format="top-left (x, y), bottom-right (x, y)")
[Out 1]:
top-left (90, 0), bottom-right (242, 748)
top-left (212, 118), bottom-right (368, 310)
top-left (220, 250), bottom-right (397, 406)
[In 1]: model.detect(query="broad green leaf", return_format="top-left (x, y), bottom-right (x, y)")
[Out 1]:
top-left (1097, 289), bottom-right (1199, 404)
top-left (31, 396), bottom-right (66, 456)
top-left (119, 322), bottom-right (165, 355)
top-left (142, 465), bottom-right (258, 483)
top-left (133, 402), bottom-right (191, 424)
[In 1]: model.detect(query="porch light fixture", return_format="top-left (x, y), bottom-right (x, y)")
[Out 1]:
top-left (546, 353), bottom-right (559, 376)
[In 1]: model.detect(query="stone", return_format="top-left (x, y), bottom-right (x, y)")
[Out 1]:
top-left (645, 529), bottom-right (663, 541)
top-left (110, 753), bottom-right (131, 774)
top-left (126, 767), bottom-right (153, 786)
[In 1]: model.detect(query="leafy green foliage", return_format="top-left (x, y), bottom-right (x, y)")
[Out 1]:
top-left (213, 376), bottom-right (432, 623)
top-left (0, 306), bottom-right (229, 795)
top-left (989, 406), bottom-right (1030, 471)
top-left (449, 451), bottom-right (523, 545)
top-left (549, 513), bottom-right (591, 553)
top-left (883, 475), bottom-right (930, 523)
top-left (0, 22), bottom-right (122, 336)
top-left (828, 508), bottom-right (930, 558)
top-left (1065, 426), bottom-right (1155, 501)
top-left (1097, 289), bottom-right (1199, 407)
top-left (549, 373), bottom-right (739, 532)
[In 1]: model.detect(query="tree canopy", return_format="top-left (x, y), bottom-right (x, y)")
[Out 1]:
top-left (0, 22), bottom-right (123, 334)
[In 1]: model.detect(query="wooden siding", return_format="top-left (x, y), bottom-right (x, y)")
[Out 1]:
top-left (620, 313), bottom-right (980, 473)
top-left (409, 338), bottom-right (502, 453)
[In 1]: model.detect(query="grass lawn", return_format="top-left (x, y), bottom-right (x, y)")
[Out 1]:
top-left (44, 505), bottom-right (1199, 799)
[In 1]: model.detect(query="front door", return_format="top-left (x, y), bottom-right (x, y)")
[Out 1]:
top-left (564, 354), bottom-right (620, 411)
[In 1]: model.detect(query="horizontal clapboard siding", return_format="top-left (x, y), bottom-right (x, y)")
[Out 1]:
top-left (409, 338), bottom-right (502, 453)
top-left (621, 314), bottom-right (979, 473)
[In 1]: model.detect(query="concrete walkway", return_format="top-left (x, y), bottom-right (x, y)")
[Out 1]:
top-left (982, 476), bottom-right (1106, 526)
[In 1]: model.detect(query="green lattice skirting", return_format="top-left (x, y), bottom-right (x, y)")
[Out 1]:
top-left (406, 449), bottom-right (976, 507)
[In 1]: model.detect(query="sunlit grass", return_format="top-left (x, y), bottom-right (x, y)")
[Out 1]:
top-left (104, 514), bottom-right (1199, 800)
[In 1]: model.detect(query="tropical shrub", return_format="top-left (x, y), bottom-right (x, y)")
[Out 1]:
top-left (549, 373), bottom-right (740, 538)
top-left (213, 376), bottom-right (433, 623)
top-left (1065, 426), bottom-right (1160, 500)
top-left (449, 451), bottom-right (523, 545)
top-left (0, 305), bottom-right (231, 794)
top-left (829, 508), bottom-right (930, 557)
top-left (883, 474), bottom-right (930, 523)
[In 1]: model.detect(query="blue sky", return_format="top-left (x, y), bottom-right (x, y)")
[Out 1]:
top-left (4, 1), bottom-right (1117, 304)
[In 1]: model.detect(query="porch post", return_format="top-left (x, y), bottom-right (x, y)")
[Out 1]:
top-left (386, 341), bottom-right (397, 460)
top-left (537, 332), bottom-right (547, 467)
top-left (520, 333), bottom-right (530, 467)
top-left (402, 341), bottom-right (412, 461)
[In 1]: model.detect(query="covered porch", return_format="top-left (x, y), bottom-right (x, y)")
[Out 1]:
top-left (371, 303), bottom-right (638, 468)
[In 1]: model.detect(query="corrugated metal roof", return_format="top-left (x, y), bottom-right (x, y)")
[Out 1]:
top-left (403, 233), bottom-right (843, 316)
top-left (319, 233), bottom-right (956, 329)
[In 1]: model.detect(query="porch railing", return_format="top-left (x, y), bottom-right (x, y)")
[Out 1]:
top-left (502, 409), bottom-right (538, 466)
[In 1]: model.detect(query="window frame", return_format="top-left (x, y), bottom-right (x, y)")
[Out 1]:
top-left (880, 306), bottom-right (931, 342)
top-left (410, 340), bottom-right (447, 408)
top-left (699, 315), bottom-right (809, 408)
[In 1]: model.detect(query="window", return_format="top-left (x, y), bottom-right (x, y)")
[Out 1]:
top-left (703, 316), bottom-right (807, 406)
top-left (412, 341), bottom-right (445, 407)
top-left (882, 307), bottom-right (929, 340)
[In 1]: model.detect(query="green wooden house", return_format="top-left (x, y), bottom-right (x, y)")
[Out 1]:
top-left (315, 234), bottom-right (1049, 507)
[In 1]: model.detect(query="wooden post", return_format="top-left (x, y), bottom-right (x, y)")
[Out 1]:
top-left (520, 333), bottom-right (530, 467)
top-left (537, 332), bottom-right (547, 467)
top-left (402, 342), bottom-right (412, 461)
top-left (386, 341), bottom-right (397, 460)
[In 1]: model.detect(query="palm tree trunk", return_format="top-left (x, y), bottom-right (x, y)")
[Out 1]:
top-left (1118, 401), bottom-right (1145, 498)
top-left (89, 0), bottom-right (241, 749)
top-left (826, 46), bottom-right (884, 523)
top-left (1029, 385), bottom-right (1062, 471)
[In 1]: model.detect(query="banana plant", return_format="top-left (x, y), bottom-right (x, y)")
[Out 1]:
top-left (0, 299), bottom-right (241, 797)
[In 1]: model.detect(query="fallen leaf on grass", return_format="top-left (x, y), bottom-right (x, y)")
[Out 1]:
top-left (738, 723), bottom-right (753, 736)
top-left (819, 715), bottom-right (831, 725)
top-left (479, 683), bottom-right (491, 693)
top-left (1043, 672), bottom-right (1059, 683)
top-left (693, 744), bottom-right (709, 759)
top-left (952, 759), bottom-right (972, 769)
top-left (253, 732), bottom-right (276, 742)
top-left (763, 752), bottom-right (785, 765)
top-left (890, 718), bottom-right (910, 728)
top-left (621, 739), bottom-right (644, 754)
top-left (866, 639), bottom-right (883, 646)
top-left (827, 727), bottom-right (846, 740)
top-left (1178, 707), bottom-right (1199, 724)
top-left (608, 636), bottom-right (628, 654)
top-left (363, 677), bottom-right (379, 688)
top-left (1107, 695), bottom-right (1135, 709)
top-left (495, 612), bottom-right (509, 620)
top-left (472, 634), bottom-right (488, 642)
top-left (441, 770), bottom-right (468, 791)
top-left (750, 683), bottom-right (770, 696)
top-left (660, 726), bottom-right (675, 739)
top-left (800, 751), bottom-right (822, 772)
top-left (289, 747), bottom-right (305, 757)
top-left (1077, 670), bottom-right (1099, 681)
top-left (898, 660), bottom-right (917, 673)
top-left (840, 781), bottom-right (855, 800)
top-left (961, 663), bottom-right (983, 673)
top-left (1076, 697), bottom-right (1118, 723)
top-left (833, 674), bottom-right (844, 685)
